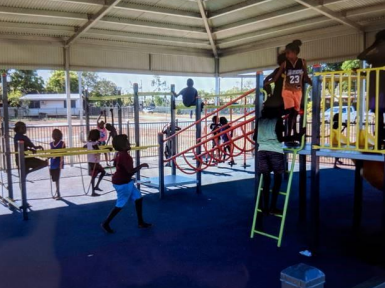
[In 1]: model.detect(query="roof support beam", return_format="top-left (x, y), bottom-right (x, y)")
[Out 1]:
top-left (197, 0), bottom-right (218, 58)
top-left (49, 0), bottom-right (201, 19)
top-left (0, 6), bottom-right (206, 35)
top-left (65, 0), bottom-right (122, 47)
top-left (294, 0), bottom-right (363, 31)
top-left (213, 0), bottom-right (346, 34)
top-left (209, 0), bottom-right (273, 19)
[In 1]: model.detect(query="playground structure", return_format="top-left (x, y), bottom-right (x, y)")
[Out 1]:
top-left (0, 63), bottom-right (385, 250)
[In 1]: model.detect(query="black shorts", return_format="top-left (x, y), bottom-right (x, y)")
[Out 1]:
top-left (258, 151), bottom-right (284, 174)
top-left (50, 169), bottom-right (61, 182)
top-left (88, 163), bottom-right (105, 178)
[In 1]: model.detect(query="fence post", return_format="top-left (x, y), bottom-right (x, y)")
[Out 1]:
top-left (118, 99), bottom-right (123, 134)
top-left (85, 89), bottom-right (90, 137)
top-left (126, 120), bottom-right (130, 141)
top-left (158, 133), bottom-right (165, 199)
top-left (196, 97), bottom-right (202, 194)
top-left (310, 64), bottom-right (322, 249)
top-left (1, 73), bottom-right (14, 201)
top-left (133, 83), bottom-right (141, 189)
top-left (170, 84), bottom-right (176, 176)
top-left (18, 141), bottom-right (28, 220)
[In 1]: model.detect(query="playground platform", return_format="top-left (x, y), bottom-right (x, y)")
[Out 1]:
top-left (0, 167), bottom-right (384, 288)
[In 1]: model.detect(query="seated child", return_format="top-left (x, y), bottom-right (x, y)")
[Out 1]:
top-left (50, 129), bottom-right (65, 200)
top-left (87, 129), bottom-right (106, 197)
top-left (13, 121), bottom-right (47, 174)
top-left (101, 134), bottom-right (152, 233)
top-left (255, 106), bottom-right (302, 215)
top-left (172, 78), bottom-right (204, 112)
top-left (219, 117), bottom-right (235, 166)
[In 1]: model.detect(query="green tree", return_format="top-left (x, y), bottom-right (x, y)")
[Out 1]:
top-left (9, 70), bottom-right (45, 94)
top-left (8, 90), bottom-right (23, 107)
top-left (341, 60), bottom-right (360, 71)
top-left (82, 72), bottom-right (99, 93)
top-left (93, 79), bottom-right (118, 96)
top-left (154, 95), bottom-right (164, 106)
top-left (46, 71), bottom-right (79, 93)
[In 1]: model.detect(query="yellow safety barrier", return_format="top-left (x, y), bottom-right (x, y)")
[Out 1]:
top-left (24, 145), bottom-right (158, 159)
top-left (315, 66), bottom-right (385, 154)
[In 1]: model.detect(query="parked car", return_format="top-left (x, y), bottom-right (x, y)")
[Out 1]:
top-left (143, 107), bottom-right (155, 113)
top-left (323, 106), bottom-right (357, 123)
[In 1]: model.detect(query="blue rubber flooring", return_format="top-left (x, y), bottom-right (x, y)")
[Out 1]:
top-left (0, 168), bottom-right (384, 288)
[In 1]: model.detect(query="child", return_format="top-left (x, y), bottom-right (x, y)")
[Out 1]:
top-left (49, 129), bottom-right (65, 200)
top-left (267, 40), bottom-right (312, 145)
top-left (101, 134), bottom-right (152, 233)
top-left (87, 129), bottom-right (106, 197)
top-left (105, 123), bottom-right (117, 145)
top-left (331, 113), bottom-right (346, 168)
top-left (97, 112), bottom-right (109, 163)
top-left (219, 117), bottom-right (235, 166)
top-left (263, 52), bottom-right (286, 112)
top-left (209, 116), bottom-right (221, 162)
top-left (255, 106), bottom-right (303, 215)
top-left (13, 121), bottom-right (48, 174)
top-left (162, 123), bottom-right (181, 160)
top-left (172, 78), bottom-right (204, 112)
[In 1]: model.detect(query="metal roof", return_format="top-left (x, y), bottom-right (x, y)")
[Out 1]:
top-left (21, 94), bottom-right (80, 100)
top-left (0, 0), bottom-right (384, 76)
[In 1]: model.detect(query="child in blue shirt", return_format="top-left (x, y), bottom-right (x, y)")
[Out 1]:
top-left (49, 129), bottom-right (65, 200)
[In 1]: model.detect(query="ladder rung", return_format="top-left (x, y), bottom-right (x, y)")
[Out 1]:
top-left (253, 229), bottom-right (279, 240)
top-left (256, 209), bottom-right (283, 218)
top-left (258, 189), bottom-right (288, 196)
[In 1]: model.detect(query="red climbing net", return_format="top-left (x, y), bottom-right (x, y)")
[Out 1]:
top-left (164, 88), bottom-right (257, 175)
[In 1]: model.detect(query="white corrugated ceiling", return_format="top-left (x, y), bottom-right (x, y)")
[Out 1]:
top-left (0, 0), bottom-right (384, 75)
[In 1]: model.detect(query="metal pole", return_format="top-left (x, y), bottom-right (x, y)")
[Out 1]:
top-left (196, 97), bottom-right (202, 194)
top-left (158, 133), bottom-right (165, 199)
top-left (64, 47), bottom-right (74, 165)
top-left (117, 99), bottom-right (123, 134)
top-left (1, 73), bottom-right (13, 201)
top-left (170, 84), bottom-right (176, 176)
top-left (18, 141), bottom-right (28, 220)
top-left (215, 58), bottom-right (220, 106)
top-left (310, 64), bottom-right (322, 249)
top-left (85, 89), bottom-right (90, 137)
top-left (126, 120), bottom-right (130, 141)
top-left (133, 83), bottom-right (141, 188)
top-left (299, 84), bottom-right (308, 222)
top-left (353, 160), bottom-right (363, 232)
top-left (255, 71), bottom-right (264, 197)
top-left (78, 71), bottom-right (84, 143)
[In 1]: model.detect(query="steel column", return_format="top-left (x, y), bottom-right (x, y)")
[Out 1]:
top-left (299, 84), bottom-right (308, 222)
top-left (170, 84), bottom-right (176, 176)
top-left (117, 99), bottom-right (123, 134)
top-left (1, 73), bottom-right (13, 200)
top-left (85, 89), bottom-right (90, 137)
top-left (64, 47), bottom-right (74, 165)
top-left (353, 160), bottom-right (363, 232)
top-left (18, 141), bottom-right (28, 220)
top-left (158, 133), bottom-right (165, 199)
top-left (254, 71), bottom-right (264, 197)
top-left (196, 97), bottom-right (202, 194)
top-left (133, 83), bottom-right (141, 188)
top-left (310, 64), bottom-right (322, 249)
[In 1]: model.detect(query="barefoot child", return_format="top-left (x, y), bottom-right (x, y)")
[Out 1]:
top-left (49, 129), bottom-right (65, 200)
top-left (267, 40), bottom-right (311, 145)
top-left (101, 134), bottom-right (152, 233)
top-left (87, 129), bottom-right (106, 197)
top-left (13, 121), bottom-right (48, 174)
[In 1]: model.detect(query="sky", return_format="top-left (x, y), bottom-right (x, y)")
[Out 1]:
top-left (37, 70), bottom-right (257, 94)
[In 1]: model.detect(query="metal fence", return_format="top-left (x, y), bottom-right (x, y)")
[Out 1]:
top-left (2, 119), bottom-right (355, 169)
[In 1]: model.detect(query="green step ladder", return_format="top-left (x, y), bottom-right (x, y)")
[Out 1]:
top-left (250, 86), bottom-right (310, 247)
